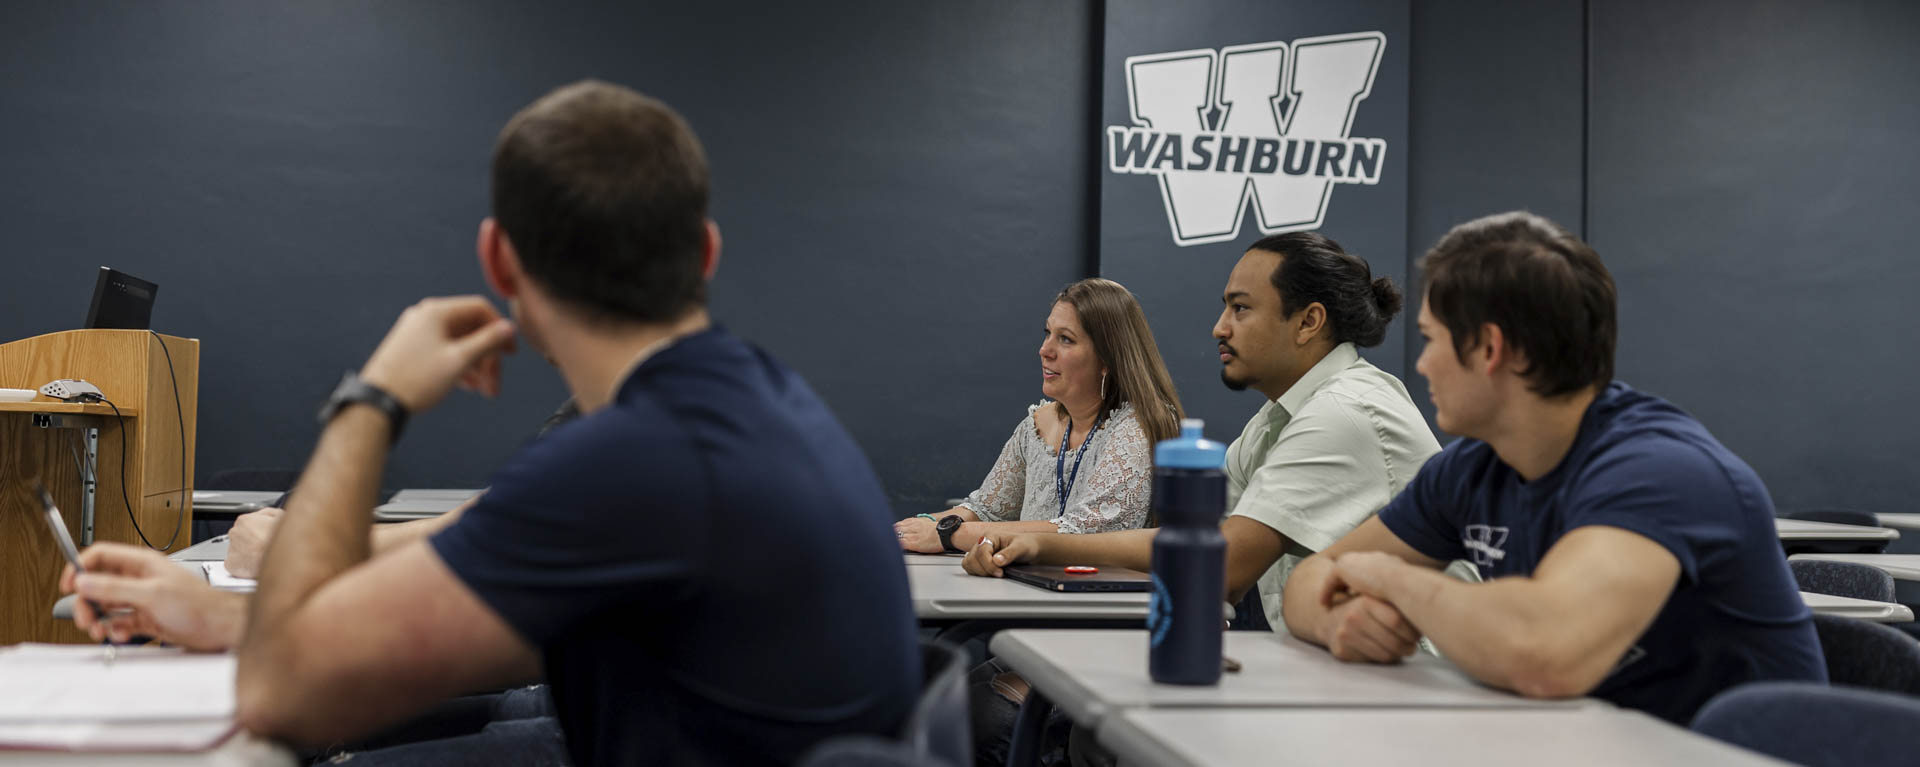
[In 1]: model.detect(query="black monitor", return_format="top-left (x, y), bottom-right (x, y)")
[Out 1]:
top-left (84, 267), bottom-right (158, 330)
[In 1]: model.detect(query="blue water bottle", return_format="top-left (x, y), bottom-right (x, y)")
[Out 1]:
top-left (1147, 418), bottom-right (1228, 685)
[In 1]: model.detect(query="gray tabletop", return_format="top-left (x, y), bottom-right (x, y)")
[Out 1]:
top-left (1802, 591), bottom-right (1914, 622)
top-left (903, 552), bottom-right (968, 566)
top-left (0, 731), bottom-right (295, 766)
top-left (372, 489), bottom-right (479, 522)
top-left (908, 567), bottom-right (1153, 620)
top-left (1774, 517), bottom-right (1898, 542)
top-left (1790, 554), bottom-right (1920, 581)
top-left (989, 629), bottom-right (1585, 729)
top-left (1095, 708), bottom-right (1791, 767)
top-left (171, 537), bottom-right (230, 563)
top-left (189, 491), bottom-right (284, 515)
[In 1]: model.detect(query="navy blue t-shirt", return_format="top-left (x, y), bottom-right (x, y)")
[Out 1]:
top-left (1379, 382), bottom-right (1824, 723)
top-left (431, 327), bottom-right (920, 767)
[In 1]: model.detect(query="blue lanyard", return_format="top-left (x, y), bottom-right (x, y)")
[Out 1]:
top-left (1055, 412), bottom-right (1104, 518)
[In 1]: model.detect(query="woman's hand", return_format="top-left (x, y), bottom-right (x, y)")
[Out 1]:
top-left (962, 533), bottom-right (1045, 577)
top-left (893, 516), bottom-right (944, 553)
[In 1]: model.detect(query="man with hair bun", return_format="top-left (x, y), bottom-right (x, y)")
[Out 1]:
top-left (1283, 211), bottom-right (1823, 724)
top-left (965, 231), bottom-right (1444, 634)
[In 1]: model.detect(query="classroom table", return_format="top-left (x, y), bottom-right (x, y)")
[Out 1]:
top-left (908, 566), bottom-right (1154, 621)
top-left (1093, 707), bottom-right (1791, 767)
top-left (1801, 591), bottom-right (1913, 622)
top-left (1875, 513), bottom-right (1920, 531)
top-left (988, 629), bottom-right (1584, 731)
top-left (171, 537), bottom-right (230, 563)
top-left (1790, 554), bottom-right (1920, 581)
top-left (188, 491), bottom-right (283, 515)
top-left (1774, 518), bottom-right (1899, 543)
top-left (371, 489), bottom-right (481, 522)
top-left (0, 732), bottom-right (294, 766)
top-left (903, 552), bottom-right (967, 566)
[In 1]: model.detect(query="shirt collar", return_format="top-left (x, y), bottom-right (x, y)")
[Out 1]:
top-left (606, 327), bottom-right (708, 402)
top-left (1275, 342), bottom-right (1360, 418)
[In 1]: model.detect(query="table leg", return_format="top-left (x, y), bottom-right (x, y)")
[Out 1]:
top-left (1005, 688), bottom-right (1053, 767)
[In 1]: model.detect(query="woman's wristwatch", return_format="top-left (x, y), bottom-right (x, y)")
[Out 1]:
top-left (936, 515), bottom-right (965, 553)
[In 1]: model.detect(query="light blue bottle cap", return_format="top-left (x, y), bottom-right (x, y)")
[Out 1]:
top-left (1154, 418), bottom-right (1226, 469)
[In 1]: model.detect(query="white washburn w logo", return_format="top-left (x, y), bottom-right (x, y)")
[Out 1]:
top-left (1107, 33), bottom-right (1388, 247)
top-left (1463, 524), bottom-right (1509, 569)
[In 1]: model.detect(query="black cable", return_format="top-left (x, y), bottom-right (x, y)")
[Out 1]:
top-left (148, 329), bottom-right (190, 549)
top-left (93, 331), bottom-right (189, 550)
top-left (98, 397), bottom-right (170, 549)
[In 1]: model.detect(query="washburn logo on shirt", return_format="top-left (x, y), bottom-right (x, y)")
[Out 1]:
top-left (1107, 32), bottom-right (1388, 247)
top-left (1462, 524), bottom-right (1509, 568)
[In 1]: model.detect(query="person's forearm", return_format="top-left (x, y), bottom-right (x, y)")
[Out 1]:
top-left (204, 591), bottom-right (251, 652)
top-left (1028, 528), bottom-right (1157, 571)
top-left (954, 520), bottom-right (1062, 550)
top-left (243, 406), bottom-right (390, 649)
top-left (1370, 564), bottom-right (1590, 697)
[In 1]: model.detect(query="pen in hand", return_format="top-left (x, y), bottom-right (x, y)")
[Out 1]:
top-left (37, 483), bottom-right (120, 664)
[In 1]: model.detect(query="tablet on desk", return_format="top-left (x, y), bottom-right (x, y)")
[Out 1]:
top-left (1004, 564), bottom-right (1153, 593)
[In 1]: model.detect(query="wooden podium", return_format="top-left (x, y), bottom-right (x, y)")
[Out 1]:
top-left (0, 330), bottom-right (198, 644)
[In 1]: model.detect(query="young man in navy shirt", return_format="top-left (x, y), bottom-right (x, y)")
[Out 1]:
top-left (209, 81), bottom-right (919, 765)
top-left (1281, 211), bottom-right (1824, 723)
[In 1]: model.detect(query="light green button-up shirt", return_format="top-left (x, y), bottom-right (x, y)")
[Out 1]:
top-left (1224, 342), bottom-right (1442, 630)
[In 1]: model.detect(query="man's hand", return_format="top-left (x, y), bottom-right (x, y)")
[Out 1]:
top-left (893, 517), bottom-right (943, 554)
top-left (1317, 594), bottom-right (1421, 663)
top-left (1315, 551), bottom-right (1422, 663)
top-left (1322, 550), bottom-right (1410, 604)
top-left (225, 507), bottom-right (284, 579)
top-left (60, 543), bottom-right (243, 651)
top-left (359, 296), bottom-right (518, 412)
top-left (962, 534), bottom-right (1045, 577)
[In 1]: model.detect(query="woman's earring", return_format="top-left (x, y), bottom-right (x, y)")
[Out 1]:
top-left (1100, 371), bottom-right (1108, 400)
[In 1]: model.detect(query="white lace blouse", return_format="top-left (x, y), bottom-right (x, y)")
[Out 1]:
top-left (961, 400), bottom-right (1154, 534)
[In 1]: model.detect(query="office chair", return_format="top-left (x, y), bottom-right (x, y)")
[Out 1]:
top-left (1811, 614), bottom-right (1920, 695)
top-left (1693, 682), bottom-right (1920, 767)
top-left (1791, 559), bottom-right (1898, 602)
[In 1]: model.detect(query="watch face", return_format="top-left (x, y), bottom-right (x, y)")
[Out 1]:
top-left (937, 515), bottom-right (963, 532)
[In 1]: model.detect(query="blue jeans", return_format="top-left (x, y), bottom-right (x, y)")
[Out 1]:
top-left (312, 685), bottom-right (568, 767)
top-left (969, 659), bottom-right (1072, 767)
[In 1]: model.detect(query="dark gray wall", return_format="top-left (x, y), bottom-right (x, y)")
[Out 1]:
top-left (1404, 0), bottom-right (1586, 425)
top-left (1407, 0), bottom-right (1920, 514)
top-left (5, 0), bottom-right (1913, 517)
top-left (1588, 0), bottom-right (1920, 513)
top-left (1099, 0), bottom-right (1411, 439)
top-left (0, 1), bottom-right (1094, 511)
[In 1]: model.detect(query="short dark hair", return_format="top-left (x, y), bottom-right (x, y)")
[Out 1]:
top-left (490, 80), bottom-right (710, 324)
top-left (1418, 211), bottom-right (1615, 397)
top-left (1247, 231), bottom-right (1402, 348)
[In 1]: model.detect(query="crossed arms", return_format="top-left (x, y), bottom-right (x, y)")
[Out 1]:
top-left (1280, 516), bottom-right (1680, 698)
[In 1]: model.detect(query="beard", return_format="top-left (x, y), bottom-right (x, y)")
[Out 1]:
top-left (1220, 368), bottom-right (1251, 392)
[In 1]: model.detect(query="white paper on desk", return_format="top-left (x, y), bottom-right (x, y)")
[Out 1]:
top-left (201, 562), bottom-right (258, 593)
top-left (0, 644), bottom-right (234, 722)
top-left (191, 491), bottom-right (221, 501)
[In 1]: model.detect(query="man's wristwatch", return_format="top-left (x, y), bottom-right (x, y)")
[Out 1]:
top-left (317, 370), bottom-right (409, 444)
top-left (935, 514), bottom-right (965, 554)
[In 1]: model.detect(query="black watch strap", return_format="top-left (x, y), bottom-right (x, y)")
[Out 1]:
top-left (318, 370), bottom-right (409, 444)
top-left (936, 516), bottom-right (964, 554)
